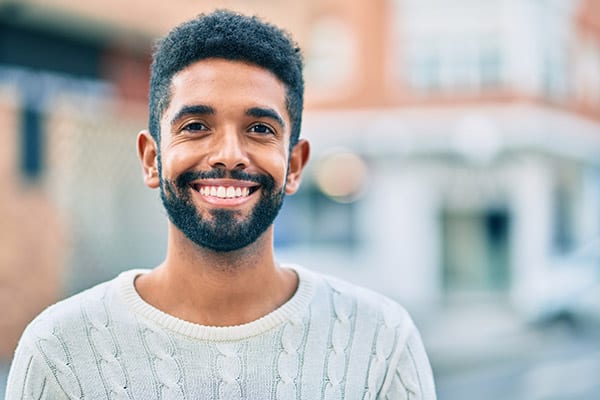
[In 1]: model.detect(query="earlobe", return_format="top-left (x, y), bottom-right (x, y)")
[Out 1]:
top-left (285, 139), bottom-right (310, 195)
top-left (137, 130), bottom-right (160, 189)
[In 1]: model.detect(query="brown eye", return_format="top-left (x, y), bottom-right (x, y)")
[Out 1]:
top-left (183, 122), bottom-right (208, 132)
top-left (249, 123), bottom-right (274, 135)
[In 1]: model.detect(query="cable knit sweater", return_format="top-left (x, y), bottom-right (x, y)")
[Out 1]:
top-left (6, 265), bottom-right (436, 399)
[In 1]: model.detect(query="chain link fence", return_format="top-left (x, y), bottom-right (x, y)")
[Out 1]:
top-left (44, 94), bottom-right (167, 294)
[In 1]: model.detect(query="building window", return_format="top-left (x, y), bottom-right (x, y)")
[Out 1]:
top-left (20, 104), bottom-right (43, 180)
top-left (304, 16), bottom-right (356, 94)
top-left (542, 51), bottom-right (569, 100)
top-left (553, 185), bottom-right (575, 253)
top-left (536, 1), bottom-right (571, 101)
top-left (407, 41), bottom-right (441, 92)
top-left (394, 0), bottom-right (504, 94)
top-left (479, 39), bottom-right (502, 88)
top-left (573, 37), bottom-right (600, 107)
top-left (405, 34), bottom-right (503, 94)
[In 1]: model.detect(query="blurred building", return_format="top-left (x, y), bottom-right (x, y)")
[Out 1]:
top-left (285, 0), bottom-right (600, 319)
top-left (1, 0), bottom-right (600, 360)
top-left (296, 0), bottom-right (600, 312)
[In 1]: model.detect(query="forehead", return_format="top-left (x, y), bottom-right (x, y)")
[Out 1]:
top-left (164, 58), bottom-right (289, 122)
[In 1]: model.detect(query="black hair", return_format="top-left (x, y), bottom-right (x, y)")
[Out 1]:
top-left (148, 9), bottom-right (304, 149)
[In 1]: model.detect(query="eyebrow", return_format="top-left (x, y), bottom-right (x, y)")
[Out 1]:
top-left (169, 104), bottom-right (215, 128)
top-left (246, 107), bottom-right (286, 129)
top-left (169, 104), bottom-right (286, 129)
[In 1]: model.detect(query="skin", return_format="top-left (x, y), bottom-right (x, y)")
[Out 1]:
top-left (136, 58), bottom-right (310, 327)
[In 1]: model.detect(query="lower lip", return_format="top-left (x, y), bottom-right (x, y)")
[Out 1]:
top-left (192, 188), bottom-right (258, 207)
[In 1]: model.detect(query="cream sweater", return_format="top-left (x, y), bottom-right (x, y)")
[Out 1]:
top-left (6, 265), bottom-right (436, 399)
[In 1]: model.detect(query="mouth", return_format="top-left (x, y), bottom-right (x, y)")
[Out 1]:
top-left (191, 182), bottom-right (260, 199)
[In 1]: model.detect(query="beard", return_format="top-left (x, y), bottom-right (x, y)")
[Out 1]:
top-left (158, 165), bottom-right (286, 253)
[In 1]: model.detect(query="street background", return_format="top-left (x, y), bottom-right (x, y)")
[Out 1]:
top-left (1, 0), bottom-right (600, 398)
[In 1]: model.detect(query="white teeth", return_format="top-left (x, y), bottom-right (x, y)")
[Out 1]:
top-left (199, 185), bottom-right (253, 199)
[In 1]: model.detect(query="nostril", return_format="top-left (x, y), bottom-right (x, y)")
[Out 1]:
top-left (207, 141), bottom-right (250, 170)
top-left (209, 162), bottom-right (248, 172)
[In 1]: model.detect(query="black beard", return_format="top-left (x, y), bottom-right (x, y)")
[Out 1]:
top-left (159, 167), bottom-right (285, 252)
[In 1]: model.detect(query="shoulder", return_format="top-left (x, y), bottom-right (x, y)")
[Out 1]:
top-left (18, 270), bottom-right (140, 347)
top-left (8, 275), bottom-right (120, 398)
top-left (297, 265), bottom-right (414, 328)
top-left (293, 265), bottom-right (436, 398)
top-left (293, 265), bottom-right (419, 358)
top-left (11, 270), bottom-right (146, 396)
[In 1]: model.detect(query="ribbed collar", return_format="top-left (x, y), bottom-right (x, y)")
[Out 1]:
top-left (116, 264), bottom-right (316, 341)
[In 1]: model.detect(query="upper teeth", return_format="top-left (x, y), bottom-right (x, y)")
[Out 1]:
top-left (199, 186), bottom-right (250, 198)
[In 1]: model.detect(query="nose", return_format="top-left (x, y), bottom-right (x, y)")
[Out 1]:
top-left (207, 129), bottom-right (249, 170)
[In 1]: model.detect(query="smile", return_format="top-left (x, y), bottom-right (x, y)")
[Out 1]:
top-left (191, 183), bottom-right (259, 199)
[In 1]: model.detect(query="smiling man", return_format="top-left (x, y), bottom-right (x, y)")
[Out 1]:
top-left (6, 10), bottom-right (436, 399)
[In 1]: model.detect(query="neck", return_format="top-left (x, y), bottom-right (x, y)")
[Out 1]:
top-left (135, 224), bottom-right (298, 327)
top-left (166, 223), bottom-right (275, 272)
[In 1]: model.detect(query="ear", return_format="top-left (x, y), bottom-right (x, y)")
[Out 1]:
top-left (285, 139), bottom-right (310, 195)
top-left (137, 130), bottom-right (160, 189)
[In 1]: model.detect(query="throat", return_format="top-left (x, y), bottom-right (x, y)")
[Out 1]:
top-left (136, 261), bottom-right (298, 327)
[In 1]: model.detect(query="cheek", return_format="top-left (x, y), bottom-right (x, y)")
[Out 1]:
top-left (258, 151), bottom-right (289, 182)
top-left (160, 148), bottom-right (201, 178)
top-left (163, 134), bottom-right (212, 164)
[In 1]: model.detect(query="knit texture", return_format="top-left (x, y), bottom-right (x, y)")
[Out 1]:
top-left (6, 265), bottom-right (436, 399)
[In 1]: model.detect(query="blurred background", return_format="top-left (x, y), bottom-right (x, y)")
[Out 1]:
top-left (1, 0), bottom-right (600, 398)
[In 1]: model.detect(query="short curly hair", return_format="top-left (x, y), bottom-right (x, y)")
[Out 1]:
top-left (148, 10), bottom-right (304, 149)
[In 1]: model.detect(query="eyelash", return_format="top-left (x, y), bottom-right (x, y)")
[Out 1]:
top-left (248, 123), bottom-right (275, 135)
top-left (182, 122), bottom-right (208, 132)
top-left (179, 122), bottom-right (275, 136)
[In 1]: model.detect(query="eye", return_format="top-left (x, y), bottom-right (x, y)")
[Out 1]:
top-left (182, 122), bottom-right (208, 132)
top-left (248, 123), bottom-right (275, 135)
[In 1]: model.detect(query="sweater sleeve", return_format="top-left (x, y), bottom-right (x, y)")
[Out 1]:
top-left (5, 336), bottom-right (69, 400)
top-left (381, 326), bottom-right (437, 400)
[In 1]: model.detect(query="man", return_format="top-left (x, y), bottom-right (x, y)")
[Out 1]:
top-left (6, 10), bottom-right (436, 399)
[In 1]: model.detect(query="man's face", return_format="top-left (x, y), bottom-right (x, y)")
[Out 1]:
top-left (147, 58), bottom-right (307, 252)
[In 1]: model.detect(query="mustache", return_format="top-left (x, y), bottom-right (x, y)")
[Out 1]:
top-left (175, 168), bottom-right (274, 190)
